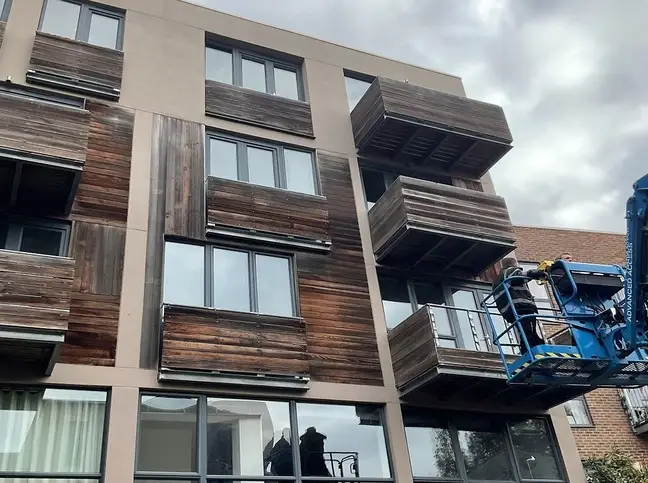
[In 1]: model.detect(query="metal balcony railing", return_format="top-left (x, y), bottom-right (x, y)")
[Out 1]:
top-left (620, 386), bottom-right (648, 433)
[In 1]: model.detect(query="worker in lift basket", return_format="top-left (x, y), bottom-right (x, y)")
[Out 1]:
top-left (492, 258), bottom-right (548, 354)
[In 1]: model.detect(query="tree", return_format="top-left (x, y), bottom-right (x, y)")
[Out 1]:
top-left (583, 449), bottom-right (648, 483)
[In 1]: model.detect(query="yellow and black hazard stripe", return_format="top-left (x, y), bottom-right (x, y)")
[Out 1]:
top-left (512, 352), bottom-right (582, 375)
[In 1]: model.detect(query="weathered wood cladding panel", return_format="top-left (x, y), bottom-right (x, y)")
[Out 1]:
top-left (351, 77), bottom-right (513, 178)
top-left (29, 32), bottom-right (123, 92)
top-left (0, 90), bottom-right (89, 162)
top-left (71, 222), bottom-right (126, 297)
top-left (0, 22), bottom-right (5, 49)
top-left (60, 292), bottom-right (119, 366)
top-left (161, 305), bottom-right (309, 377)
top-left (369, 176), bottom-right (516, 273)
top-left (296, 152), bottom-right (383, 385)
top-left (163, 117), bottom-right (204, 239)
top-left (206, 177), bottom-right (330, 244)
top-left (205, 80), bottom-right (314, 137)
top-left (71, 101), bottom-right (134, 225)
top-left (388, 306), bottom-right (436, 389)
top-left (0, 250), bottom-right (74, 332)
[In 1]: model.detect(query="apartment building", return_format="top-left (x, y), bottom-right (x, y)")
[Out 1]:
top-left (515, 225), bottom-right (648, 462)
top-left (0, 1), bottom-right (587, 482)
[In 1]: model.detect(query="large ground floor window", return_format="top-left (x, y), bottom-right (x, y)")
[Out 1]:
top-left (403, 408), bottom-right (566, 482)
top-left (0, 387), bottom-right (108, 481)
top-left (135, 394), bottom-right (392, 483)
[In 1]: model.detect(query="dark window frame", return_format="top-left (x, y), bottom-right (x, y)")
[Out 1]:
top-left (564, 395), bottom-right (594, 428)
top-left (0, 216), bottom-right (71, 257)
top-left (163, 238), bottom-right (301, 318)
top-left (0, 385), bottom-right (111, 481)
top-left (206, 43), bottom-right (306, 102)
top-left (206, 131), bottom-right (321, 196)
top-left (403, 410), bottom-right (568, 483)
top-left (38, 0), bottom-right (125, 51)
top-left (0, 0), bottom-right (12, 22)
top-left (134, 391), bottom-right (394, 483)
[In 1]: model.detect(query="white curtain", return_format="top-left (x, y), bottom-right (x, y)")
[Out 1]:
top-left (0, 389), bottom-right (105, 483)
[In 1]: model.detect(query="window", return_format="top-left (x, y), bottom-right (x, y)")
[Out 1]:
top-left (0, 218), bottom-right (69, 257)
top-left (378, 276), bottom-right (517, 352)
top-left (40, 0), bottom-right (124, 50)
top-left (564, 396), bottom-right (592, 427)
top-left (135, 395), bottom-right (392, 482)
top-left (206, 46), bottom-right (304, 101)
top-left (344, 74), bottom-right (372, 111)
top-left (0, 0), bottom-right (12, 21)
top-left (207, 133), bottom-right (319, 196)
top-left (0, 388), bottom-right (108, 480)
top-left (163, 242), bottom-right (297, 318)
top-left (403, 410), bottom-right (566, 482)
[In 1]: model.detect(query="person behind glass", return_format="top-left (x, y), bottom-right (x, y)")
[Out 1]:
top-left (493, 257), bottom-right (548, 354)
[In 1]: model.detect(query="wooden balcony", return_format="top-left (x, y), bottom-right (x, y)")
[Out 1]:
top-left (159, 304), bottom-right (310, 389)
top-left (27, 32), bottom-right (123, 100)
top-left (206, 177), bottom-right (331, 251)
top-left (390, 305), bottom-right (590, 409)
top-left (0, 250), bottom-right (75, 375)
top-left (368, 176), bottom-right (515, 275)
top-left (0, 86), bottom-right (89, 215)
top-left (351, 77), bottom-right (513, 178)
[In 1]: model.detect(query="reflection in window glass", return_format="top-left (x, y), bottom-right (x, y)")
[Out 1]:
top-left (274, 67), bottom-right (299, 100)
top-left (247, 147), bottom-right (275, 188)
top-left (344, 76), bottom-right (372, 111)
top-left (40, 0), bottom-right (81, 40)
top-left (137, 396), bottom-right (198, 472)
top-left (163, 242), bottom-right (204, 307)
top-left (296, 403), bottom-right (390, 479)
top-left (88, 13), bottom-right (119, 49)
top-left (206, 398), bottom-right (292, 476)
top-left (206, 48), bottom-right (233, 84)
top-left (458, 428), bottom-right (512, 480)
top-left (0, 389), bottom-right (106, 474)
top-left (209, 138), bottom-right (238, 180)
top-left (379, 277), bottom-right (413, 330)
top-left (510, 419), bottom-right (561, 480)
top-left (242, 58), bottom-right (266, 93)
top-left (256, 255), bottom-right (293, 317)
top-left (212, 248), bottom-right (250, 313)
top-left (405, 426), bottom-right (458, 478)
top-left (20, 227), bottom-right (62, 256)
top-left (284, 149), bottom-right (315, 195)
top-left (564, 397), bottom-right (591, 426)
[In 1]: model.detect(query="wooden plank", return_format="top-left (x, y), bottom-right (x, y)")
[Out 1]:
top-left (71, 222), bottom-right (126, 297)
top-left (59, 292), bottom-right (119, 366)
top-left (205, 80), bottom-right (314, 138)
top-left (70, 101), bottom-right (134, 225)
top-left (161, 305), bottom-right (309, 376)
top-left (0, 91), bottom-right (89, 162)
top-left (29, 31), bottom-right (123, 91)
top-left (206, 177), bottom-right (331, 243)
top-left (296, 152), bottom-right (383, 385)
top-left (0, 250), bottom-right (74, 332)
top-left (161, 117), bottom-right (204, 239)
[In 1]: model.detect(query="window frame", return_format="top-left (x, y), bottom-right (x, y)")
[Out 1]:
top-left (134, 392), bottom-right (394, 483)
top-left (564, 395), bottom-right (594, 428)
top-left (206, 43), bottom-right (306, 102)
top-left (0, 216), bottom-right (71, 257)
top-left (343, 70), bottom-right (374, 112)
top-left (206, 131), bottom-right (321, 196)
top-left (39, 0), bottom-right (125, 51)
top-left (403, 410), bottom-right (567, 483)
top-left (0, 0), bottom-right (12, 22)
top-left (0, 385), bottom-right (111, 481)
top-left (163, 239), bottom-right (301, 318)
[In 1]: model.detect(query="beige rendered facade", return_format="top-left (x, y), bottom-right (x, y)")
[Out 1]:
top-left (0, 1), bottom-right (586, 482)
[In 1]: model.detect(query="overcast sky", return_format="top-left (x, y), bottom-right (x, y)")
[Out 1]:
top-left (189, 0), bottom-right (647, 233)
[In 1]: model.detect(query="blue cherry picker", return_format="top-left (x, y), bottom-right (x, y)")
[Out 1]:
top-left (482, 173), bottom-right (648, 389)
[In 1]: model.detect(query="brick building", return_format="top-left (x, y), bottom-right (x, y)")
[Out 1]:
top-left (514, 225), bottom-right (648, 462)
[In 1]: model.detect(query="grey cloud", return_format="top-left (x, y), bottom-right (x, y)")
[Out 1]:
top-left (189, 0), bottom-right (648, 232)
